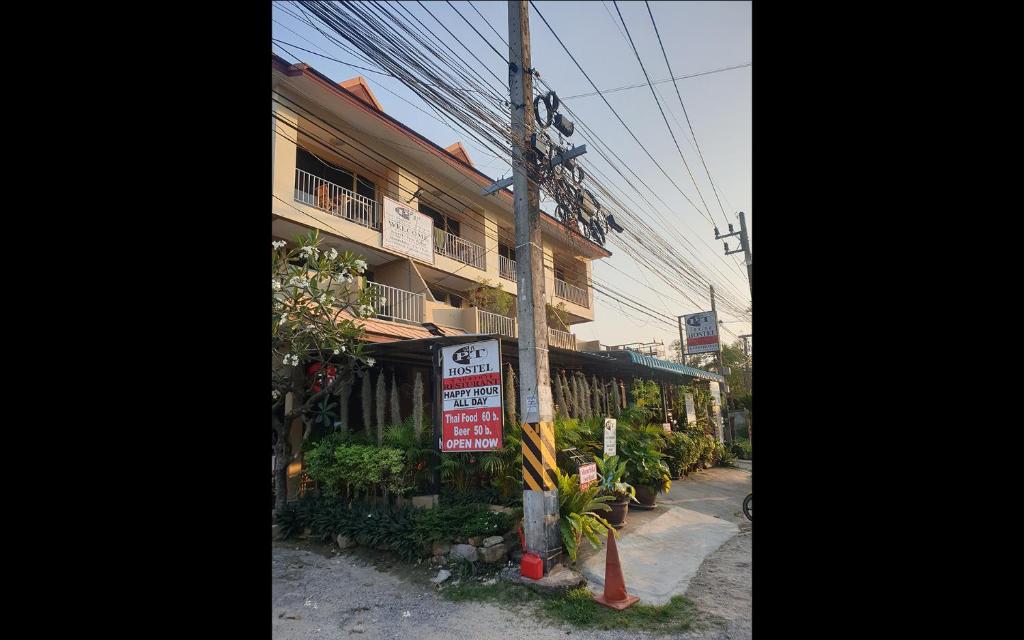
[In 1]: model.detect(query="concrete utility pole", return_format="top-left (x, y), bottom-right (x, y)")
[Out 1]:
top-left (710, 285), bottom-right (732, 442)
top-left (508, 0), bottom-right (560, 573)
top-left (739, 333), bottom-right (751, 443)
top-left (715, 211), bottom-right (752, 300)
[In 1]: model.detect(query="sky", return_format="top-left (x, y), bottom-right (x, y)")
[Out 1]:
top-left (272, 1), bottom-right (751, 354)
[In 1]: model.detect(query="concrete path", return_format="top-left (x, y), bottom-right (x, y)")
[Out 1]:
top-left (579, 506), bottom-right (737, 605)
top-left (577, 464), bottom-right (751, 606)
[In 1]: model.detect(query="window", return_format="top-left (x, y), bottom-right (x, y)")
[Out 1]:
top-left (419, 203), bottom-right (459, 237)
top-left (295, 147), bottom-right (375, 199)
top-left (555, 266), bottom-right (566, 282)
top-left (498, 243), bottom-right (516, 261)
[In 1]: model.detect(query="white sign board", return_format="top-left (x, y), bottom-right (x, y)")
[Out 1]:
top-left (684, 393), bottom-right (697, 426)
top-left (382, 196), bottom-right (435, 264)
top-left (578, 462), bottom-right (597, 489)
top-left (440, 339), bottom-right (503, 452)
top-left (603, 418), bottom-right (617, 457)
top-left (709, 382), bottom-right (724, 443)
top-left (683, 310), bottom-right (720, 354)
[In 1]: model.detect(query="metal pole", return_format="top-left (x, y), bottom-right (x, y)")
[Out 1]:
top-left (710, 285), bottom-right (731, 442)
top-left (739, 211), bottom-right (752, 298)
top-left (509, 0), bottom-right (559, 573)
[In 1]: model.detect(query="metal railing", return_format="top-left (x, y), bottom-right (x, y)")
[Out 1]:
top-left (548, 328), bottom-right (577, 351)
top-left (554, 278), bottom-right (589, 308)
top-left (499, 255), bottom-right (517, 281)
top-left (477, 309), bottom-right (516, 337)
top-left (367, 282), bottom-right (424, 324)
top-left (434, 227), bottom-right (486, 270)
top-left (294, 168), bottom-right (381, 230)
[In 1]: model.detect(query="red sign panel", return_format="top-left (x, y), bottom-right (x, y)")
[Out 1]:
top-left (439, 340), bottom-right (504, 452)
top-left (578, 462), bottom-right (598, 490)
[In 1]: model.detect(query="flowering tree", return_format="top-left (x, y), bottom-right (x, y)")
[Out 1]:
top-left (272, 230), bottom-right (377, 512)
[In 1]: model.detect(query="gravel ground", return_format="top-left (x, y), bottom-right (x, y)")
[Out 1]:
top-left (273, 466), bottom-right (751, 640)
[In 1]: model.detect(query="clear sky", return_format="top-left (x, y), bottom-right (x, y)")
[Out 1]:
top-left (273, 1), bottom-right (751, 354)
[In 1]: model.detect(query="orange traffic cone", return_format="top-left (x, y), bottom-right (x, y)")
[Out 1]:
top-left (593, 530), bottom-right (639, 610)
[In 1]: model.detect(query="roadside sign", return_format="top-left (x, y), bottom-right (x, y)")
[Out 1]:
top-left (709, 382), bottom-right (724, 443)
top-left (683, 311), bottom-right (719, 354)
top-left (604, 418), bottom-right (617, 457)
top-left (662, 423), bottom-right (672, 434)
top-left (439, 339), bottom-right (503, 452)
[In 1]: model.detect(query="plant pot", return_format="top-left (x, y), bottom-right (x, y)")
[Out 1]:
top-left (605, 495), bottom-right (630, 528)
top-left (634, 485), bottom-right (658, 509)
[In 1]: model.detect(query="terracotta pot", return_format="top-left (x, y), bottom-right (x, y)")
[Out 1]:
top-left (634, 485), bottom-right (658, 509)
top-left (605, 495), bottom-right (630, 528)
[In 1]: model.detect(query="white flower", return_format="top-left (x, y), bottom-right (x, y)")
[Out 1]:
top-left (366, 357), bottom-right (376, 367)
top-left (333, 349), bottom-right (340, 355)
top-left (358, 304), bottom-right (374, 318)
top-left (341, 345), bottom-right (347, 352)
top-left (318, 294), bottom-right (327, 303)
top-left (288, 276), bottom-right (307, 288)
top-left (299, 245), bottom-right (317, 258)
top-left (272, 390), bottom-right (281, 400)
top-left (326, 248), bottom-right (338, 260)
top-left (354, 259), bottom-right (367, 274)
top-left (272, 279), bottom-right (282, 291)
top-left (272, 240), bottom-right (286, 249)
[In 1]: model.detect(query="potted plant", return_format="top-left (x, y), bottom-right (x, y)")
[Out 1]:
top-left (594, 455), bottom-right (636, 528)
top-left (622, 444), bottom-right (672, 509)
top-left (554, 468), bottom-right (615, 565)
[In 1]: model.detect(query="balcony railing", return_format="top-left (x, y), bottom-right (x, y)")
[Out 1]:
top-left (294, 168), bottom-right (381, 230)
top-left (434, 227), bottom-right (486, 270)
top-left (367, 282), bottom-right (424, 324)
top-left (499, 255), bottom-right (517, 281)
top-left (477, 309), bottom-right (516, 337)
top-left (548, 328), bottom-right (577, 351)
top-left (554, 278), bottom-right (589, 308)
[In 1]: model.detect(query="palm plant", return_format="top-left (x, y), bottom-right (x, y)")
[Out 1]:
top-left (594, 455), bottom-right (636, 502)
top-left (555, 468), bottom-right (616, 564)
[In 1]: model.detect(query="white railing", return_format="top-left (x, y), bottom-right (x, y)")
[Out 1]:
top-left (294, 168), bottom-right (381, 230)
top-left (434, 227), bottom-right (486, 270)
top-left (477, 309), bottom-right (516, 337)
top-left (554, 278), bottom-right (589, 308)
top-left (367, 282), bottom-right (424, 324)
top-left (499, 255), bottom-right (517, 281)
top-left (548, 328), bottom-right (577, 351)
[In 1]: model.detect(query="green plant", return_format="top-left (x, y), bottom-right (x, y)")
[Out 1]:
top-left (554, 468), bottom-right (615, 564)
top-left (663, 432), bottom-right (698, 478)
top-left (620, 438), bottom-right (671, 494)
top-left (731, 437), bottom-right (752, 460)
top-left (304, 442), bottom-right (411, 499)
top-left (594, 455), bottom-right (636, 502)
top-left (467, 279), bottom-right (514, 316)
top-left (714, 441), bottom-right (734, 466)
top-left (541, 588), bottom-right (698, 633)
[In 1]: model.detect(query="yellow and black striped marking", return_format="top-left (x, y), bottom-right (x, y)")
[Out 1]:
top-left (521, 421), bottom-right (556, 490)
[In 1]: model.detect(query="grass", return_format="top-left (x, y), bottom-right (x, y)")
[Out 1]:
top-left (440, 579), bottom-right (703, 634)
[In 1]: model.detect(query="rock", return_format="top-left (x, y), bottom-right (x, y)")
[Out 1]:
top-left (431, 569), bottom-right (452, 584)
top-left (482, 535), bottom-right (504, 548)
top-left (336, 534), bottom-right (357, 549)
top-left (499, 564), bottom-right (587, 595)
top-left (467, 536), bottom-right (483, 547)
top-left (478, 543), bottom-right (507, 563)
top-left (432, 542), bottom-right (451, 556)
top-left (450, 544), bottom-right (478, 562)
top-left (431, 555), bottom-right (448, 566)
top-left (412, 494), bottom-right (439, 509)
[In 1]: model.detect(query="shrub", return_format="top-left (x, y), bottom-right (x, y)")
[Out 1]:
top-left (714, 441), bottom-right (734, 466)
top-left (304, 440), bottom-right (411, 499)
top-left (662, 432), bottom-right (698, 478)
top-left (731, 438), bottom-right (752, 460)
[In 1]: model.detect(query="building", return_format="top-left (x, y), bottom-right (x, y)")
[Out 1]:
top-left (272, 53), bottom-right (611, 348)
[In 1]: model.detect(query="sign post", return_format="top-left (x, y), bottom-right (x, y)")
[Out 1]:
top-left (439, 339), bottom-right (504, 452)
top-left (684, 393), bottom-right (697, 427)
top-left (604, 418), bottom-right (617, 457)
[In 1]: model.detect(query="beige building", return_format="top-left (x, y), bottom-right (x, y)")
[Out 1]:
top-left (272, 53), bottom-right (611, 349)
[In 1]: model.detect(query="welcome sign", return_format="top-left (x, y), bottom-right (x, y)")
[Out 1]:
top-left (382, 196), bottom-right (434, 264)
top-left (440, 339), bottom-right (503, 452)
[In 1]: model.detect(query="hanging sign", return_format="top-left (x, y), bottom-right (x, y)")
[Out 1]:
top-left (382, 196), bottom-right (435, 264)
top-left (684, 393), bottom-right (697, 426)
top-left (683, 311), bottom-right (720, 354)
top-left (440, 339), bottom-right (503, 452)
top-left (603, 417), bottom-right (617, 457)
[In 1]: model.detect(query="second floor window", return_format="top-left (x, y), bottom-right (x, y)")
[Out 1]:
top-left (498, 243), bottom-right (516, 261)
top-left (419, 203), bottom-right (460, 237)
top-left (295, 147), bottom-right (376, 202)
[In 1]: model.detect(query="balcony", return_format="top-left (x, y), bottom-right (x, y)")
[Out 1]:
top-left (434, 227), bottom-right (486, 270)
top-left (548, 328), bottom-right (577, 351)
top-left (368, 282), bottom-right (424, 324)
top-left (294, 168), bottom-right (381, 230)
top-left (477, 309), bottom-right (516, 337)
top-left (554, 278), bottom-right (589, 308)
top-left (499, 255), bottom-right (517, 281)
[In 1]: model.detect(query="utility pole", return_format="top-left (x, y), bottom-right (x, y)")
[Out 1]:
top-left (508, 0), bottom-right (559, 574)
top-left (738, 333), bottom-right (751, 444)
top-left (710, 285), bottom-right (731, 442)
top-left (715, 211), bottom-right (752, 299)
top-left (677, 316), bottom-right (686, 365)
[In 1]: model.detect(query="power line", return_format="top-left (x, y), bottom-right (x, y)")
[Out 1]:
top-left (559, 63), bottom-right (751, 100)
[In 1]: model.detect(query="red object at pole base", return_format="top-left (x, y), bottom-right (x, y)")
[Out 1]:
top-left (518, 526), bottom-right (544, 580)
top-left (593, 531), bottom-right (639, 610)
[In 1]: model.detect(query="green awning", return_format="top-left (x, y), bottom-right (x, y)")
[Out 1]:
top-left (615, 350), bottom-right (725, 383)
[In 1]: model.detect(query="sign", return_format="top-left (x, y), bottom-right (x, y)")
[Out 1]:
top-left (662, 423), bottom-right (672, 434)
top-left (683, 311), bottom-right (720, 354)
top-left (684, 393), bottom-right (697, 426)
top-left (709, 382), bottom-right (724, 443)
top-left (382, 196), bottom-right (434, 264)
top-left (440, 339), bottom-right (503, 452)
top-left (603, 418), bottom-right (617, 457)
top-left (578, 462), bottom-right (597, 490)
